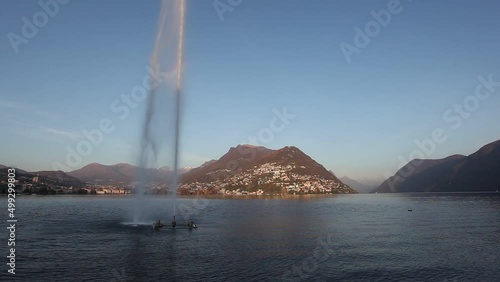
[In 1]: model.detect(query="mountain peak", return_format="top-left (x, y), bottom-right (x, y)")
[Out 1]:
top-left (228, 144), bottom-right (270, 154)
top-left (471, 139), bottom-right (500, 158)
top-left (376, 139), bottom-right (500, 193)
top-left (180, 144), bottom-right (355, 194)
top-left (112, 163), bottom-right (135, 168)
top-left (263, 146), bottom-right (314, 165)
top-left (236, 144), bottom-right (264, 149)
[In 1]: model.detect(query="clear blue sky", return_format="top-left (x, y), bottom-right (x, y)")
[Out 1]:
top-left (1, 0), bottom-right (500, 182)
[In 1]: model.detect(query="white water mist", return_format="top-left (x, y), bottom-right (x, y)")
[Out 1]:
top-left (133, 0), bottom-right (186, 224)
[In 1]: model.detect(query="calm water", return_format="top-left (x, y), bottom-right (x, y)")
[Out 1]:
top-left (1, 193), bottom-right (499, 281)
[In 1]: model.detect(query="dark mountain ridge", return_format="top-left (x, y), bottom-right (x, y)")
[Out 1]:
top-left (376, 139), bottom-right (500, 193)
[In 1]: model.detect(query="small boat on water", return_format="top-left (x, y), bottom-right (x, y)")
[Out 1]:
top-left (153, 220), bottom-right (164, 230)
top-left (187, 219), bottom-right (197, 229)
top-left (408, 208), bottom-right (413, 212)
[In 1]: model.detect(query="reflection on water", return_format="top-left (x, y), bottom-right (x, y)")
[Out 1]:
top-left (4, 193), bottom-right (499, 281)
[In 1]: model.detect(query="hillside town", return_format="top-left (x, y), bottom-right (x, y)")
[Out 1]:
top-left (0, 173), bottom-right (133, 195)
top-left (178, 162), bottom-right (356, 195)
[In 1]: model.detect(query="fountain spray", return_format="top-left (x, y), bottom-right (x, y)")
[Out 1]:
top-left (133, 0), bottom-right (186, 224)
top-left (172, 0), bottom-right (186, 217)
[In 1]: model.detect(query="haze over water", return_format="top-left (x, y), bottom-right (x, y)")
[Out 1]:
top-left (6, 193), bottom-right (499, 281)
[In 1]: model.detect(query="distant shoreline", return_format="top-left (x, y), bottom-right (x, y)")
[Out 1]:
top-left (3, 191), bottom-right (498, 198)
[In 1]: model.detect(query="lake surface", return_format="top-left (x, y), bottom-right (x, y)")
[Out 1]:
top-left (2, 193), bottom-right (499, 281)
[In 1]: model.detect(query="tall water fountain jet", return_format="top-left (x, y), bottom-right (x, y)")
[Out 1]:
top-left (133, 0), bottom-right (186, 224)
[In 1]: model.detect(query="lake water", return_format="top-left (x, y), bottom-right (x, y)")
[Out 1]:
top-left (2, 193), bottom-right (499, 281)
